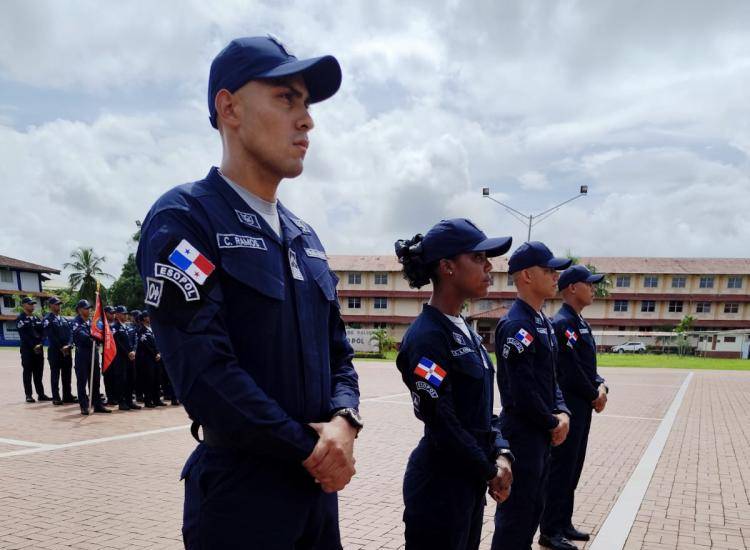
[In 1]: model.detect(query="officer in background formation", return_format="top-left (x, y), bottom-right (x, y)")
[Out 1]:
top-left (135, 311), bottom-right (166, 408)
top-left (43, 296), bottom-right (77, 405)
top-left (492, 242), bottom-right (572, 550)
top-left (16, 296), bottom-right (51, 403)
top-left (72, 299), bottom-right (110, 415)
top-left (394, 219), bottom-right (514, 550)
top-left (112, 305), bottom-right (141, 410)
top-left (102, 306), bottom-right (120, 406)
top-left (540, 265), bottom-right (610, 547)
top-left (129, 310), bottom-right (144, 402)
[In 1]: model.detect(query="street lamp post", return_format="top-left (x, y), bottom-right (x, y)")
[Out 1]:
top-left (482, 185), bottom-right (588, 241)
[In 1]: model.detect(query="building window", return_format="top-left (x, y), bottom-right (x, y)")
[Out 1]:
top-left (696, 302), bottom-right (711, 313)
top-left (348, 273), bottom-right (362, 285)
top-left (724, 303), bottom-right (739, 314)
top-left (643, 276), bottom-right (659, 288)
top-left (724, 336), bottom-right (737, 343)
top-left (348, 322), bottom-right (362, 329)
top-left (374, 273), bottom-right (388, 285)
top-left (507, 274), bottom-right (514, 287)
top-left (0, 269), bottom-right (13, 283)
top-left (641, 300), bottom-right (655, 312)
top-left (668, 301), bottom-right (683, 313)
top-left (727, 276), bottom-right (743, 289)
top-left (2, 296), bottom-right (15, 308)
top-left (671, 276), bottom-right (686, 288)
top-left (614, 300), bottom-right (628, 312)
top-left (373, 322), bottom-right (388, 329)
top-left (347, 297), bottom-right (361, 309)
top-left (4, 321), bottom-right (19, 334)
top-left (699, 276), bottom-right (714, 289)
top-left (374, 297), bottom-right (388, 309)
top-left (615, 276), bottom-right (631, 288)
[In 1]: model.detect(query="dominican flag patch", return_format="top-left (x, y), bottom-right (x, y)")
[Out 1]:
top-left (565, 328), bottom-right (578, 344)
top-left (414, 357), bottom-right (447, 388)
top-left (168, 239), bottom-right (215, 285)
top-left (515, 328), bottom-right (534, 347)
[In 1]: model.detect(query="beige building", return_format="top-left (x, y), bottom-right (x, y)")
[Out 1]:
top-left (328, 256), bottom-right (750, 351)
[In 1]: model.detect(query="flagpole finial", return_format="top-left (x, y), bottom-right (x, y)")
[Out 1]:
top-left (96, 280), bottom-right (100, 293)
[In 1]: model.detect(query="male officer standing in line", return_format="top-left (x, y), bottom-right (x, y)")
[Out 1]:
top-left (128, 310), bottom-right (142, 401)
top-left (136, 35), bottom-right (360, 549)
top-left (102, 306), bottom-right (120, 406)
top-left (492, 242), bottom-right (572, 550)
top-left (43, 296), bottom-right (77, 405)
top-left (16, 297), bottom-right (51, 403)
top-left (112, 305), bottom-right (141, 410)
top-left (72, 299), bottom-right (110, 415)
top-left (539, 265), bottom-right (609, 548)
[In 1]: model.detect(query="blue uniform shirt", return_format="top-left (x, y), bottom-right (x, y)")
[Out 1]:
top-left (136, 167), bottom-right (359, 464)
top-left (43, 312), bottom-right (72, 352)
top-left (71, 314), bottom-right (94, 367)
top-left (552, 303), bottom-right (606, 403)
top-left (495, 298), bottom-right (570, 433)
top-left (111, 320), bottom-right (132, 355)
top-left (16, 312), bottom-right (43, 352)
top-left (397, 304), bottom-right (510, 481)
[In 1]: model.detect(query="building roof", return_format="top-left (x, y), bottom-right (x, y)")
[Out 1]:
top-left (328, 255), bottom-right (750, 275)
top-left (0, 255), bottom-right (60, 274)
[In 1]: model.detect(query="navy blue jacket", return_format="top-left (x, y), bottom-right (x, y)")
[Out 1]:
top-left (16, 312), bottom-right (43, 353)
top-left (111, 320), bottom-right (132, 365)
top-left (43, 312), bottom-right (72, 353)
top-left (495, 298), bottom-right (570, 433)
top-left (71, 315), bottom-right (94, 369)
top-left (136, 167), bottom-right (359, 464)
top-left (552, 303), bottom-right (606, 403)
top-left (397, 304), bottom-right (510, 481)
top-left (126, 323), bottom-right (138, 352)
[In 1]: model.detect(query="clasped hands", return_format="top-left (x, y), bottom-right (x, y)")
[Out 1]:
top-left (303, 416), bottom-right (358, 493)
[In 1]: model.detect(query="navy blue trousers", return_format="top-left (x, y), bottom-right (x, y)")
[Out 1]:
top-left (492, 425), bottom-right (550, 550)
top-left (540, 396), bottom-right (592, 536)
top-left (403, 438), bottom-right (487, 550)
top-left (182, 445), bottom-right (342, 550)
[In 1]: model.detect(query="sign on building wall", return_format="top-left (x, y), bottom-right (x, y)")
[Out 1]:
top-left (345, 328), bottom-right (379, 353)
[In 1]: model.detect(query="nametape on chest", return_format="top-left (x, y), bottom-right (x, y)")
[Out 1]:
top-left (580, 328), bottom-right (590, 334)
top-left (216, 233), bottom-right (267, 251)
top-left (153, 263), bottom-right (200, 301)
top-left (235, 210), bottom-right (262, 230)
top-left (304, 248), bottom-right (327, 260)
top-left (451, 346), bottom-right (474, 357)
top-left (144, 277), bottom-right (164, 307)
top-left (537, 327), bottom-right (548, 334)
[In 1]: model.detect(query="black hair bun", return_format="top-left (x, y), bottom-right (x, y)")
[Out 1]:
top-left (394, 233), bottom-right (433, 289)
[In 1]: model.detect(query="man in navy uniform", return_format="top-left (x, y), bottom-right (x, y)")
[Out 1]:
top-left (128, 309), bottom-right (142, 401)
top-left (492, 242), bottom-right (572, 550)
top-left (72, 299), bottom-right (110, 415)
top-left (43, 296), bottom-right (77, 405)
top-left (136, 35), bottom-right (360, 549)
top-left (540, 265), bottom-right (609, 546)
top-left (112, 305), bottom-right (141, 410)
top-left (16, 296), bottom-right (51, 403)
top-left (136, 310), bottom-right (165, 408)
top-left (102, 305), bottom-right (120, 406)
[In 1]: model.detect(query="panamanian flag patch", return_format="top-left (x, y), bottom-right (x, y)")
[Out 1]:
top-left (515, 328), bottom-right (534, 347)
top-left (168, 239), bottom-right (215, 285)
top-left (414, 357), bottom-right (447, 388)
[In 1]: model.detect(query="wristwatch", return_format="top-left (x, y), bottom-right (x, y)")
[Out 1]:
top-left (497, 448), bottom-right (515, 464)
top-left (332, 408), bottom-right (364, 435)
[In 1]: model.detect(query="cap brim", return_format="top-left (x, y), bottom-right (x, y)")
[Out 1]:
top-left (471, 236), bottom-right (513, 258)
top-left (586, 273), bottom-right (606, 284)
top-left (544, 257), bottom-right (573, 271)
top-left (259, 55), bottom-right (342, 103)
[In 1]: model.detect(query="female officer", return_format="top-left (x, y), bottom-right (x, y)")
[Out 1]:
top-left (394, 218), bottom-right (515, 550)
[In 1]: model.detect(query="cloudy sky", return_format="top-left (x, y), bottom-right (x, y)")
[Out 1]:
top-left (1, 0), bottom-right (749, 283)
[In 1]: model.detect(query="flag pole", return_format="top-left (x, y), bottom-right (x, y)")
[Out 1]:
top-left (88, 281), bottom-right (99, 414)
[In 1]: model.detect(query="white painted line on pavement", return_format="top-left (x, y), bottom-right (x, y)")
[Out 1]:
top-left (594, 414), bottom-right (662, 421)
top-left (360, 392), bottom-right (409, 402)
top-left (0, 437), bottom-right (49, 447)
top-left (588, 371), bottom-right (693, 550)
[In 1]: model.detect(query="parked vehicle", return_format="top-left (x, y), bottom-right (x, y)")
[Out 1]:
top-left (611, 341), bottom-right (647, 353)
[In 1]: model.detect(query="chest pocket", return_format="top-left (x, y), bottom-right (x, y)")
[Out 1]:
top-left (220, 251), bottom-right (285, 301)
top-left (301, 252), bottom-right (337, 303)
top-left (451, 353), bottom-right (485, 380)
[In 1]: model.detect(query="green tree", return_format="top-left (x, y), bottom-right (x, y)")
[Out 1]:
top-left (109, 253), bottom-right (144, 310)
top-left (370, 328), bottom-right (396, 355)
top-left (674, 315), bottom-right (695, 356)
top-left (564, 252), bottom-right (611, 297)
top-left (63, 247), bottom-right (112, 303)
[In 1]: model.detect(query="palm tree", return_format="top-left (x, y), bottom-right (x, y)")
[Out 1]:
top-left (63, 247), bottom-right (112, 302)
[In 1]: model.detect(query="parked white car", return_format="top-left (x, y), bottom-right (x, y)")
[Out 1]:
top-left (611, 341), bottom-right (647, 353)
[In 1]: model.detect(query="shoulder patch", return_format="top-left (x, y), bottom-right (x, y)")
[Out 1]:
top-left (414, 357), bottom-right (447, 388)
top-left (168, 239), bottom-right (215, 285)
top-left (515, 328), bottom-right (534, 347)
top-left (153, 263), bottom-right (200, 301)
top-left (216, 233), bottom-right (267, 251)
top-left (506, 337), bottom-right (525, 353)
top-left (235, 210), bottom-right (261, 230)
top-left (564, 328), bottom-right (579, 348)
top-left (415, 380), bottom-right (439, 399)
top-left (144, 277), bottom-right (164, 307)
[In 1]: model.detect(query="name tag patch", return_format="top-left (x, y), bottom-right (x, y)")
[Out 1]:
top-left (144, 277), bottom-right (164, 307)
top-left (236, 210), bottom-right (261, 230)
top-left (304, 248), bottom-right (327, 260)
top-left (451, 346), bottom-right (474, 357)
top-left (154, 263), bottom-right (200, 301)
top-left (217, 233), bottom-right (267, 251)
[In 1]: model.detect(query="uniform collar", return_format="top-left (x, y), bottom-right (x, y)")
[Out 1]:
top-left (511, 297), bottom-right (544, 323)
top-left (422, 304), bottom-right (478, 344)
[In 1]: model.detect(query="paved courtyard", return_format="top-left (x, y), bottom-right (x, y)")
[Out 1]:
top-left (1, 348), bottom-right (749, 549)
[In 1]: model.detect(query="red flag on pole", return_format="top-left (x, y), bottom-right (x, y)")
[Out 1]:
top-left (90, 289), bottom-right (117, 372)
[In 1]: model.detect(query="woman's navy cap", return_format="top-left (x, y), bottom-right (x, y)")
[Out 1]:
top-left (208, 35), bottom-right (342, 129)
top-left (507, 241), bottom-right (572, 274)
top-left (558, 264), bottom-right (606, 290)
top-left (421, 218), bottom-right (512, 264)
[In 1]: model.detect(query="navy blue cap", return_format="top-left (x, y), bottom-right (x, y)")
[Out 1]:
top-left (420, 218), bottom-right (512, 264)
top-left (48, 296), bottom-right (62, 305)
top-left (558, 264), bottom-right (606, 290)
top-left (103, 306), bottom-right (114, 314)
top-left (138, 310), bottom-right (150, 321)
top-left (507, 241), bottom-right (572, 275)
top-left (76, 299), bottom-right (91, 310)
top-left (21, 297), bottom-right (37, 305)
top-left (129, 309), bottom-right (141, 315)
top-left (208, 35), bottom-right (342, 129)
top-left (114, 305), bottom-right (128, 314)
